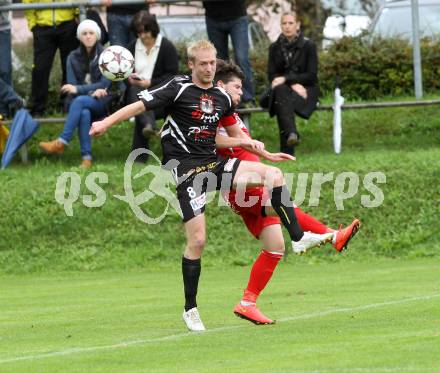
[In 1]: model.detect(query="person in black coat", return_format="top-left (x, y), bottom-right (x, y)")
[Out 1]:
top-left (266, 11), bottom-right (318, 155)
top-left (126, 11), bottom-right (179, 162)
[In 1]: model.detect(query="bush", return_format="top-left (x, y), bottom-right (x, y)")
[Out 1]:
top-left (249, 40), bottom-right (271, 95)
top-left (173, 35), bottom-right (440, 100)
top-left (319, 36), bottom-right (440, 100)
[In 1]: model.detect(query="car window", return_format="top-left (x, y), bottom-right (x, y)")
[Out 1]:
top-left (157, 17), bottom-right (268, 49)
top-left (373, 4), bottom-right (440, 38)
top-left (158, 19), bottom-right (207, 43)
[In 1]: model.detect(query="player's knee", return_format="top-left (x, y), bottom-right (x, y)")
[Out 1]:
top-left (268, 166), bottom-right (284, 187)
top-left (76, 95), bottom-right (90, 105)
top-left (277, 245), bottom-right (286, 254)
top-left (189, 234), bottom-right (206, 252)
top-left (270, 241), bottom-right (285, 254)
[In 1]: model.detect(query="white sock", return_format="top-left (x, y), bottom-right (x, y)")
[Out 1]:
top-left (240, 300), bottom-right (255, 307)
top-left (332, 231), bottom-right (337, 244)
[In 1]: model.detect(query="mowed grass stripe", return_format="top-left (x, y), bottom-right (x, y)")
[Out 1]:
top-left (1, 292), bottom-right (439, 364)
top-left (1, 260), bottom-right (439, 372)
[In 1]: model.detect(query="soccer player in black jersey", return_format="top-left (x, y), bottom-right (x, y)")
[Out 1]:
top-left (90, 40), bottom-right (331, 332)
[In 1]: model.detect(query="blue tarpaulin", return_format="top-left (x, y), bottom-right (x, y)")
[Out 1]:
top-left (1, 109), bottom-right (39, 169)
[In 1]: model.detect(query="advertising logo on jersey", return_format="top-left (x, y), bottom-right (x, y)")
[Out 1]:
top-left (188, 125), bottom-right (215, 142)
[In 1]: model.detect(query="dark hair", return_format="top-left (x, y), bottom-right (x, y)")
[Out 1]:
top-left (214, 59), bottom-right (245, 84)
top-left (131, 11), bottom-right (159, 38)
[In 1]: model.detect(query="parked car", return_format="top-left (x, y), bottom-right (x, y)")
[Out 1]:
top-left (322, 14), bottom-right (371, 47)
top-left (369, 0), bottom-right (440, 39)
top-left (157, 15), bottom-right (269, 50)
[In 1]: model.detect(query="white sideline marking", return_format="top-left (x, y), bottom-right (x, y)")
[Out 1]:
top-left (1, 293), bottom-right (439, 364)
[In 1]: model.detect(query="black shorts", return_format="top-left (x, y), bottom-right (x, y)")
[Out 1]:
top-left (171, 157), bottom-right (241, 222)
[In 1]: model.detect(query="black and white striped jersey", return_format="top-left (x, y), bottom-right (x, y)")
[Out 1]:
top-left (138, 75), bottom-right (235, 167)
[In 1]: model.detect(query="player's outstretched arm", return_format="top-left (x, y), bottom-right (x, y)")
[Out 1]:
top-left (216, 131), bottom-right (249, 148)
top-left (89, 101), bottom-right (145, 137)
top-left (222, 121), bottom-right (265, 153)
top-left (215, 129), bottom-right (264, 151)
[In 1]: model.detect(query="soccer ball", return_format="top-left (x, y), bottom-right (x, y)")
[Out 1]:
top-left (98, 45), bottom-right (134, 81)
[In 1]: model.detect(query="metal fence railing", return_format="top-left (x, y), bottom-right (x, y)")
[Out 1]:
top-left (0, 0), bottom-right (199, 21)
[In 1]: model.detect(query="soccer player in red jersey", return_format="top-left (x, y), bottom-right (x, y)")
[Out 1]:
top-left (214, 60), bottom-right (360, 325)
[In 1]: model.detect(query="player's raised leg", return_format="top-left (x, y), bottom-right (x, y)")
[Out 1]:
top-left (234, 224), bottom-right (284, 325)
top-left (182, 214), bottom-right (206, 331)
top-left (291, 209), bottom-right (360, 251)
top-left (232, 160), bottom-right (332, 253)
top-left (268, 206), bottom-right (360, 253)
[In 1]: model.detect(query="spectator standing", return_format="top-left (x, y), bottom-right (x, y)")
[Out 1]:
top-left (267, 11), bottom-right (319, 155)
top-left (126, 11), bottom-right (178, 163)
top-left (24, 0), bottom-right (79, 116)
top-left (203, 0), bottom-right (255, 105)
top-left (38, 20), bottom-right (112, 168)
top-left (0, 0), bottom-right (24, 118)
top-left (101, 0), bottom-right (150, 48)
top-left (86, 8), bottom-right (109, 45)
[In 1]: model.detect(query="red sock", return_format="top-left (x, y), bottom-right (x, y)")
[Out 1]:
top-left (243, 250), bottom-right (282, 302)
top-left (294, 207), bottom-right (333, 234)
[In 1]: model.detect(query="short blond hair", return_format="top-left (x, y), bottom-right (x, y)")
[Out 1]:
top-left (281, 11), bottom-right (299, 22)
top-left (187, 39), bottom-right (217, 62)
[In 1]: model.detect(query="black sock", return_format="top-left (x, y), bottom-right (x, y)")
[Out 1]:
top-left (182, 256), bottom-right (201, 312)
top-left (270, 185), bottom-right (304, 241)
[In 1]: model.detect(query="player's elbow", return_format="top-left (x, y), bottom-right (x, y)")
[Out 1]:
top-left (135, 101), bottom-right (146, 115)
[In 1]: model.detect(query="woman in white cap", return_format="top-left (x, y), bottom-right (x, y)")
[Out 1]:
top-left (39, 19), bottom-right (112, 168)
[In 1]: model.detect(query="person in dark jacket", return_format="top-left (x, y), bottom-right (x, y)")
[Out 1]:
top-left (267, 11), bottom-right (318, 155)
top-left (126, 11), bottom-right (179, 162)
top-left (38, 20), bottom-right (112, 168)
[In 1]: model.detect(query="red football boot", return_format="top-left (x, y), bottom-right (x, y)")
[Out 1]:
top-left (233, 303), bottom-right (275, 325)
top-left (333, 219), bottom-right (361, 252)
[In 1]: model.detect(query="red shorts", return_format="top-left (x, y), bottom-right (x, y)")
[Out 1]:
top-left (225, 187), bottom-right (281, 239)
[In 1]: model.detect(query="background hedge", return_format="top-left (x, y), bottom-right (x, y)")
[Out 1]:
top-left (319, 36), bottom-right (440, 100)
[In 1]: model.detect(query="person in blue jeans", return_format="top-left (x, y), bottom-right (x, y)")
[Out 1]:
top-left (38, 19), bottom-right (112, 168)
top-left (0, 78), bottom-right (24, 119)
top-left (0, 0), bottom-right (24, 118)
top-left (203, 0), bottom-right (255, 104)
top-left (101, 0), bottom-right (151, 48)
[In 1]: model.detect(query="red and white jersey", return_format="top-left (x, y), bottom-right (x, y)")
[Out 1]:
top-left (217, 112), bottom-right (260, 162)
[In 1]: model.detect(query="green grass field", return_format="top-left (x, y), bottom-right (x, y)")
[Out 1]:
top-left (1, 259), bottom-right (439, 372)
top-left (1, 101), bottom-right (440, 371)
